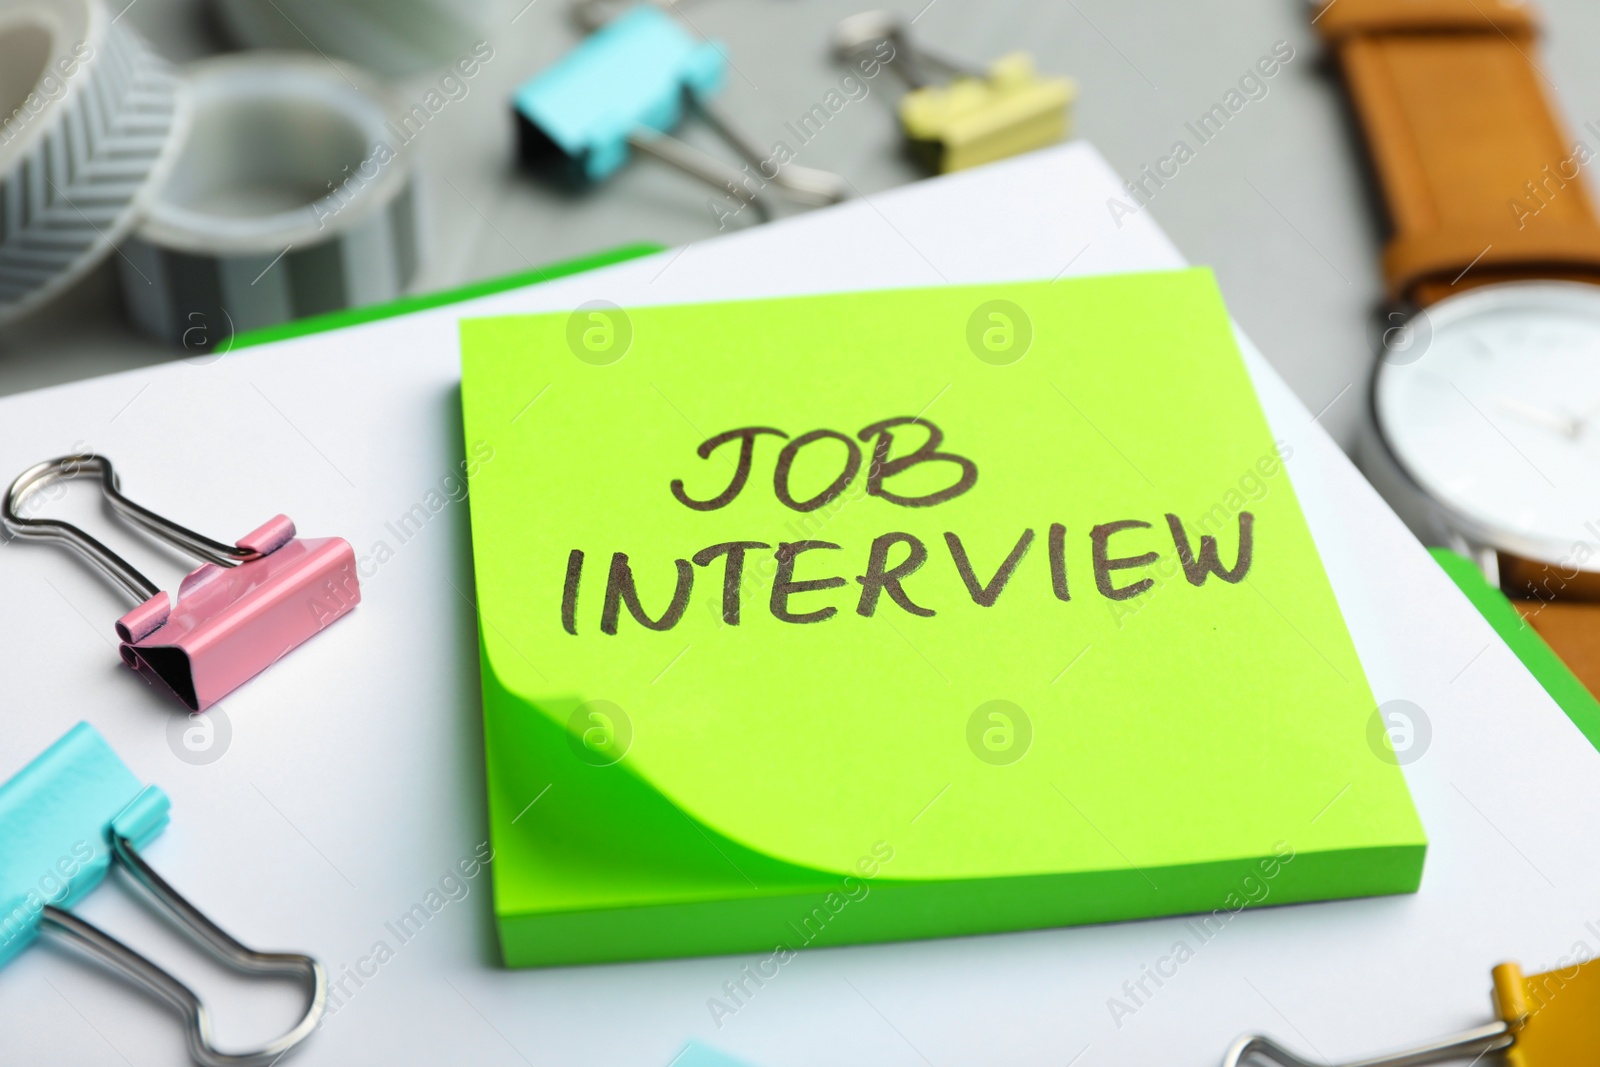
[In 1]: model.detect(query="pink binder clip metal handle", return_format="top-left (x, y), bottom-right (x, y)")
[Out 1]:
top-left (3, 455), bottom-right (360, 711)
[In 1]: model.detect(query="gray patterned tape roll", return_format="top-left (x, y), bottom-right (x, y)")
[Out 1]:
top-left (118, 53), bottom-right (420, 349)
top-left (0, 0), bottom-right (186, 323)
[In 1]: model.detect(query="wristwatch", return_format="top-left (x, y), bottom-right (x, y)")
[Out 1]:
top-left (1315, 0), bottom-right (1600, 694)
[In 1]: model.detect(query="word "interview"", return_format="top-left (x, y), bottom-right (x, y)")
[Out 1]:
top-left (559, 418), bottom-right (1255, 634)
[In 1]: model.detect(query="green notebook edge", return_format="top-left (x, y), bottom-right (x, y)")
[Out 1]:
top-left (1429, 548), bottom-right (1600, 750)
top-left (227, 243), bottom-right (666, 351)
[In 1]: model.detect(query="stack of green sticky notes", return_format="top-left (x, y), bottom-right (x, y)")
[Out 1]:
top-left (458, 269), bottom-right (1425, 968)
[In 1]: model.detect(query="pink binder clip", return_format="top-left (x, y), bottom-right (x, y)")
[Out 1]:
top-left (3, 455), bottom-right (360, 711)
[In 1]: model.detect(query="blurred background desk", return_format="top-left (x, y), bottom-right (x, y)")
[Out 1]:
top-left (7, 0), bottom-right (1600, 455)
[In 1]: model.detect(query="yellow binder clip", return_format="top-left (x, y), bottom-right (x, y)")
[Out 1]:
top-left (899, 53), bottom-right (1075, 173)
top-left (833, 11), bottom-right (1075, 174)
top-left (1225, 959), bottom-right (1599, 1066)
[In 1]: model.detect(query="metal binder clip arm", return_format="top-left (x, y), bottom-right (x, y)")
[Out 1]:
top-left (3, 723), bottom-right (326, 1066)
top-left (831, 9), bottom-right (982, 90)
top-left (626, 104), bottom-right (848, 213)
top-left (1222, 1023), bottom-right (1513, 1067)
top-left (3, 454), bottom-right (258, 604)
top-left (692, 100), bottom-right (849, 207)
top-left (43, 833), bottom-right (327, 1067)
top-left (625, 123), bottom-right (769, 219)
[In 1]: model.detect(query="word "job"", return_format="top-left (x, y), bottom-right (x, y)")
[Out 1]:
top-left (671, 418), bottom-right (977, 512)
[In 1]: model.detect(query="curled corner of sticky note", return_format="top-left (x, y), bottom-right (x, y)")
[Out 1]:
top-left (477, 639), bottom-right (854, 891)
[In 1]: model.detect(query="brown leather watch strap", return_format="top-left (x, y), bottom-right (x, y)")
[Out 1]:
top-left (1516, 600), bottom-right (1600, 697)
top-left (1316, 0), bottom-right (1600, 306)
top-left (1503, 555), bottom-right (1600, 696)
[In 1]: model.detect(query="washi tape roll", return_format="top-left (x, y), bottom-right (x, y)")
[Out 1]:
top-left (0, 0), bottom-right (185, 323)
top-left (118, 53), bottom-right (420, 350)
top-left (212, 0), bottom-right (493, 78)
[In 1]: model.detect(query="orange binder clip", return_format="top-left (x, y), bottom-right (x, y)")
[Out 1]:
top-left (1224, 958), bottom-right (1600, 1065)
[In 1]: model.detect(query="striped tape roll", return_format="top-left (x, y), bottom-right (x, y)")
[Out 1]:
top-left (0, 0), bottom-right (186, 323)
top-left (118, 53), bottom-right (420, 350)
top-left (212, 0), bottom-right (494, 78)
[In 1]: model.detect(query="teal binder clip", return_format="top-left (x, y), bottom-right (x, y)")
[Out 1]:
top-left (0, 723), bottom-right (326, 1066)
top-left (670, 1040), bottom-right (760, 1067)
top-left (513, 4), bottom-right (846, 213)
top-left (514, 5), bottom-right (723, 183)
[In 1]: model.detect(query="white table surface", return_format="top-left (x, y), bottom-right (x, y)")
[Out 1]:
top-left (1, 143), bottom-right (1596, 1067)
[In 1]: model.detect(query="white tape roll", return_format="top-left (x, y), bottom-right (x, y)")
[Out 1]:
top-left (212, 0), bottom-right (494, 78)
top-left (0, 0), bottom-right (185, 323)
top-left (118, 53), bottom-right (420, 349)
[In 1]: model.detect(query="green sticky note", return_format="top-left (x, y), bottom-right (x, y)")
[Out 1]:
top-left (459, 269), bottom-right (1425, 968)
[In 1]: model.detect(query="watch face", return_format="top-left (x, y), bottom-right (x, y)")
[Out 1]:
top-left (1374, 282), bottom-right (1600, 564)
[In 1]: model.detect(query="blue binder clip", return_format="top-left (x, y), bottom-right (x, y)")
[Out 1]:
top-left (513, 4), bottom-right (846, 214)
top-left (1, 723), bottom-right (325, 1066)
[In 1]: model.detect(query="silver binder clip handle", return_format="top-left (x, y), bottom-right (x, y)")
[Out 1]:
top-left (627, 128), bottom-right (771, 219)
top-left (626, 90), bottom-right (851, 217)
top-left (42, 834), bottom-right (326, 1067)
top-left (695, 101), bottom-right (849, 207)
top-left (4, 454), bottom-right (257, 604)
top-left (1222, 1022), bottom-right (1513, 1067)
top-left (831, 9), bottom-right (982, 90)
